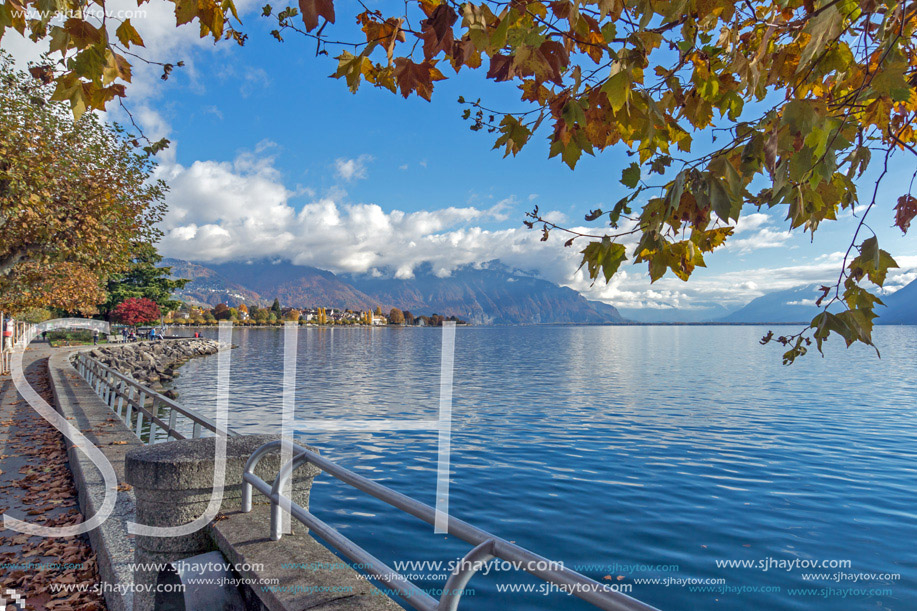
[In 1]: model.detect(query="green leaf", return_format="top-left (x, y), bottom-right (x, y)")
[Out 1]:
top-left (621, 162), bottom-right (641, 188)
top-left (559, 140), bottom-right (583, 169)
top-left (708, 176), bottom-right (737, 221)
top-left (850, 236), bottom-right (898, 286)
top-left (797, 7), bottom-right (843, 69)
top-left (578, 237), bottom-right (627, 284)
top-left (493, 115), bottom-right (531, 157)
top-left (600, 69), bottom-right (630, 112)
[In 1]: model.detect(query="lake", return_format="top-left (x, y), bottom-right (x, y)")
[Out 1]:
top-left (168, 325), bottom-right (917, 610)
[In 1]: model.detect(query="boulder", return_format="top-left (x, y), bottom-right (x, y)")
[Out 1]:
top-left (85, 339), bottom-right (223, 399)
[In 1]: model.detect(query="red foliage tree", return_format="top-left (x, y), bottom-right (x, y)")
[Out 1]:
top-left (111, 297), bottom-right (161, 326)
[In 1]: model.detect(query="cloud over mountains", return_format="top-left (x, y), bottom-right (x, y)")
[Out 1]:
top-left (154, 144), bottom-right (917, 318)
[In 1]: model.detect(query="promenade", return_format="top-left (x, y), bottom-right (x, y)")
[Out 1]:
top-left (0, 344), bottom-right (107, 610)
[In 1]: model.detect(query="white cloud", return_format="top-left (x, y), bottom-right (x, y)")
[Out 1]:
top-left (158, 148), bottom-right (557, 276)
top-left (334, 155), bottom-right (374, 181)
top-left (722, 212), bottom-right (792, 253)
top-left (881, 264), bottom-right (917, 294)
top-left (542, 211), bottom-right (568, 224)
top-left (724, 227), bottom-right (793, 253)
top-left (732, 212), bottom-right (770, 234)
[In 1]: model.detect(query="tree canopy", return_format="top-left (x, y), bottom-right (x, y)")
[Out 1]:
top-left (100, 242), bottom-right (188, 318)
top-left (0, 51), bottom-right (165, 315)
top-left (2, 0), bottom-right (915, 360)
top-left (111, 297), bottom-right (161, 326)
top-left (389, 307), bottom-right (406, 324)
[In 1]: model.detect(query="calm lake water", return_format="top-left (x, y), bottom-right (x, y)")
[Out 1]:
top-left (169, 325), bottom-right (917, 610)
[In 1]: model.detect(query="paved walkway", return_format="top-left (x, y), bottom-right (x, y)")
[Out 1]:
top-left (0, 344), bottom-right (107, 610)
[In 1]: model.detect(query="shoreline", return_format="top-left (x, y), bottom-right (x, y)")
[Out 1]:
top-left (84, 338), bottom-right (223, 398)
top-left (166, 321), bottom-right (838, 328)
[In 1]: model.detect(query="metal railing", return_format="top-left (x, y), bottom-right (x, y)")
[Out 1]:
top-left (242, 440), bottom-right (660, 611)
top-left (73, 352), bottom-right (238, 443)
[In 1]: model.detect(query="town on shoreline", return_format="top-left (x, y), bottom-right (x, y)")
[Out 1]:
top-left (167, 301), bottom-right (469, 327)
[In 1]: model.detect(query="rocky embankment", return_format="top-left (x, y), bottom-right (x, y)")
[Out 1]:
top-left (85, 339), bottom-right (221, 397)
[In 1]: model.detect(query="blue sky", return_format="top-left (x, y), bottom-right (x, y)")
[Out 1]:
top-left (4, 0), bottom-right (915, 319)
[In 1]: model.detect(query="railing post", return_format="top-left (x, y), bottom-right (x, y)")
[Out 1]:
top-left (168, 408), bottom-right (178, 440)
top-left (438, 540), bottom-right (497, 611)
top-left (116, 381), bottom-right (125, 416)
top-left (192, 422), bottom-right (202, 438)
top-left (125, 386), bottom-right (134, 424)
top-left (136, 390), bottom-right (146, 431)
top-left (148, 398), bottom-right (158, 444)
top-left (135, 409), bottom-right (144, 439)
top-left (107, 377), bottom-right (117, 409)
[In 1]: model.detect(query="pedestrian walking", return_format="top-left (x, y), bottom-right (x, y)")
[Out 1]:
top-left (92, 329), bottom-right (99, 345)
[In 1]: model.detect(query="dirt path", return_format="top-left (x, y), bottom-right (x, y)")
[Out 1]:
top-left (0, 345), bottom-right (107, 611)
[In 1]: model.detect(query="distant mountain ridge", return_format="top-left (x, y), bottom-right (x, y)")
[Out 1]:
top-left (713, 284), bottom-right (829, 323)
top-left (161, 259), bottom-right (626, 325)
top-left (347, 263), bottom-right (625, 325)
top-left (206, 261), bottom-right (380, 311)
top-left (881, 277), bottom-right (917, 323)
top-left (162, 259), bottom-right (263, 307)
top-left (712, 279), bottom-right (917, 324)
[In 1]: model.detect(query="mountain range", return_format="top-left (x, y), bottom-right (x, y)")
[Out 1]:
top-left (881, 279), bottom-right (917, 323)
top-left (161, 259), bottom-right (627, 325)
top-left (161, 258), bottom-right (916, 325)
top-left (712, 281), bottom-right (916, 324)
top-left (713, 284), bottom-right (830, 323)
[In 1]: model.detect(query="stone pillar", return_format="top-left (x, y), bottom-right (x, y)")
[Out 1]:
top-left (125, 434), bottom-right (320, 611)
